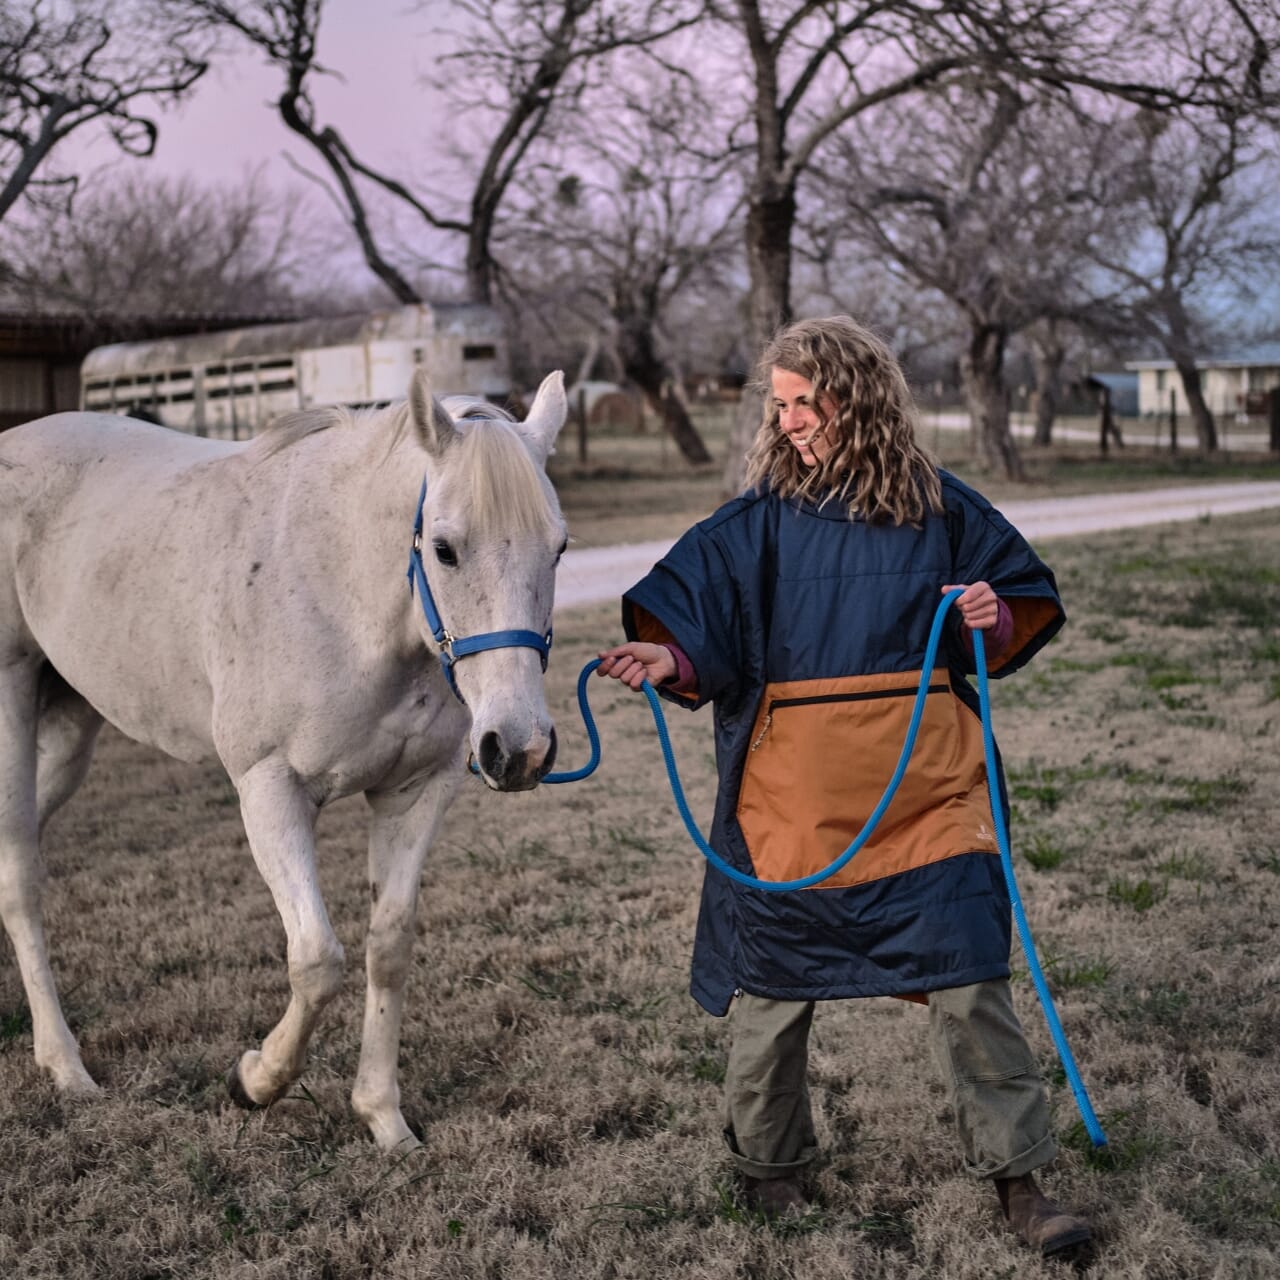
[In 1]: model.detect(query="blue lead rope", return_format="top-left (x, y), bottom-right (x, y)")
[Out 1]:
top-left (534, 589), bottom-right (1108, 1146)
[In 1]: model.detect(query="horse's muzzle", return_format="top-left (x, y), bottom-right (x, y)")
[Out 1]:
top-left (478, 725), bottom-right (557, 791)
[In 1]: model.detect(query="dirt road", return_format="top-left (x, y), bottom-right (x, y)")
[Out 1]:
top-left (555, 480), bottom-right (1280, 610)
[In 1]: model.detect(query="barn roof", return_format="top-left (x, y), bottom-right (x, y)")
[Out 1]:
top-left (0, 309), bottom-right (291, 359)
top-left (1126, 342), bottom-right (1280, 370)
top-left (81, 304), bottom-right (501, 378)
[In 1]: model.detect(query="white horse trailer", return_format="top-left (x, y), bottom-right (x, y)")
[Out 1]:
top-left (79, 304), bottom-right (509, 438)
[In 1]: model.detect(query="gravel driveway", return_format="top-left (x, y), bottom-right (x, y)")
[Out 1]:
top-left (555, 480), bottom-right (1280, 610)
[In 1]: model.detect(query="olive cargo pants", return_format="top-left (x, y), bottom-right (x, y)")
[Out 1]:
top-left (722, 979), bottom-right (1057, 1182)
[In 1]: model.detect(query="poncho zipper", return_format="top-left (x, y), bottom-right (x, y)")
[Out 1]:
top-left (750, 682), bottom-right (951, 751)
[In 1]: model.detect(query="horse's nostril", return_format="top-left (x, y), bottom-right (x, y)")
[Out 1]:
top-left (479, 730), bottom-right (505, 780)
top-left (542, 726), bottom-right (558, 775)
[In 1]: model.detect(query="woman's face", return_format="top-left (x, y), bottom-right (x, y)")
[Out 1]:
top-left (770, 367), bottom-right (837, 466)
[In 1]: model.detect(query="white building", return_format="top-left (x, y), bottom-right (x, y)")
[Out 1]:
top-left (80, 303), bottom-right (509, 438)
top-left (1127, 346), bottom-right (1280, 419)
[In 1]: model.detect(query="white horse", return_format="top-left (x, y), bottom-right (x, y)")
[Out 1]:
top-left (0, 368), bottom-right (568, 1151)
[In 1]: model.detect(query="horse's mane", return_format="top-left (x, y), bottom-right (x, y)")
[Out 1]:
top-left (246, 395), bottom-right (559, 540)
top-left (453, 413), bottom-right (561, 542)
top-left (441, 395), bottom-right (515, 423)
top-left (246, 402), bottom-right (387, 460)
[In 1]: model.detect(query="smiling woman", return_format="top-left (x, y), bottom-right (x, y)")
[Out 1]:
top-left (596, 314), bottom-right (1090, 1259)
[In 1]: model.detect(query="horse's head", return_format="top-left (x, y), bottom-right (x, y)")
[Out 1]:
top-left (407, 368), bottom-right (568, 791)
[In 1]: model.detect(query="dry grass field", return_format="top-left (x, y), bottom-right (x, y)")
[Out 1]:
top-left (2, 436), bottom-right (1279, 1278)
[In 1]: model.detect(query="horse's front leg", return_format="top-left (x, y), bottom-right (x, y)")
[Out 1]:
top-left (228, 760), bottom-right (344, 1108)
top-left (351, 765), bottom-right (461, 1151)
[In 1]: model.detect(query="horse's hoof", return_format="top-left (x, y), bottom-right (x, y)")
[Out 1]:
top-left (225, 1061), bottom-right (265, 1110)
top-left (53, 1068), bottom-right (101, 1098)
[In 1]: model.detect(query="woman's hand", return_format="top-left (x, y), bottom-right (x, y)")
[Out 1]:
top-left (596, 642), bottom-right (677, 690)
top-left (942, 581), bottom-right (999, 631)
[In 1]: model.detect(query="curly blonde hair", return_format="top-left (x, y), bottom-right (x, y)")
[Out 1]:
top-left (744, 315), bottom-right (942, 526)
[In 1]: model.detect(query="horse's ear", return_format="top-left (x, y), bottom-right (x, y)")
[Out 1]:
top-left (517, 370), bottom-right (567, 464)
top-left (408, 367), bottom-right (458, 456)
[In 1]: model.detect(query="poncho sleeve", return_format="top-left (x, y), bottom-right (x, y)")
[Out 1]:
top-left (945, 483), bottom-right (1065, 677)
top-left (621, 523), bottom-right (743, 711)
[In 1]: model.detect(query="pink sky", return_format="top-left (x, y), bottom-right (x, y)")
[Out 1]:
top-left (72, 2), bottom-right (457, 188)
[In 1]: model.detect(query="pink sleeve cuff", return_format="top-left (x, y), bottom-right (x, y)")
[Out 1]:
top-left (962, 598), bottom-right (1014, 656)
top-left (661, 643), bottom-right (698, 694)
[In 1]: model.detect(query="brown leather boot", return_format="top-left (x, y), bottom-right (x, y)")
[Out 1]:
top-left (741, 1174), bottom-right (809, 1218)
top-left (995, 1172), bottom-right (1092, 1256)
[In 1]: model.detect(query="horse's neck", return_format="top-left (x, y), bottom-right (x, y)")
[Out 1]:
top-left (264, 424), bottom-right (425, 657)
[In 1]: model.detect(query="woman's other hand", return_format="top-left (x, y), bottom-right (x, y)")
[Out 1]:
top-left (942, 581), bottom-right (999, 631)
top-left (596, 642), bottom-right (677, 690)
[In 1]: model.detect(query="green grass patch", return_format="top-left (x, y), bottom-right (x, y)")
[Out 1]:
top-left (1253, 636), bottom-right (1280, 663)
top-left (1157, 851), bottom-right (1214, 882)
top-left (1045, 954), bottom-right (1113, 990)
top-left (588, 1199), bottom-right (681, 1230)
top-left (690, 1051), bottom-right (727, 1084)
top-left (1158, 775), bottom-right (1249, 813)
top-left (1064, 1111), bottom-right (1170, 1172)
top-left (1048, 656), bottom-right (1105, 673)
top-left (0, 1007), bottom-right (32, 1042)
top-left (1164, 578), bottom-right (1279, 629)
top-left (1022, 832), bottom-right (1067, 871)
top-left (1112, 651), bottom-right (1210, 691)
top-left (607, 828), bottom-right (660, 856)
top-left (520, 965), bottom-right (581, 1002)
top-left (1244, 847), bottom-right (1280, 874)
top-left (1180, 1165), bottom-right (1280, 1237)
top-left (1012, 781), bottom-right (1062, 809)
top-left (1108, 877), bottom-right (1167, 911)
top-left (1110, 984), bottom-right (1193, 1032)
top-left (1084, 621), bottom-right (1128, 643)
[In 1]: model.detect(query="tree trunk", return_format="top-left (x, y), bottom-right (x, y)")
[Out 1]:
top-left (616, 319), bottom-right (712, 465)
top-left (1172, 358), bottom-right (1218, 452)
top-left (1031, 329), bottom-right (1065, 446)
top-left (960, 324), bottom-right (1024, 479)
top-left (722, 184), bottom-right (797, 494)
top-left (1164, 308), bottom-right (1217, 452)
top-left (1098, 387), bottom-right (1116, 454)
top-left (647, 385), bottom-right (712, 464)
top-left (465, 228), bottom-right (495, 306)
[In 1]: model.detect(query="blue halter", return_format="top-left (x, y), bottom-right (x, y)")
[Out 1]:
top-left (406, 476), bottom-right (552, 701)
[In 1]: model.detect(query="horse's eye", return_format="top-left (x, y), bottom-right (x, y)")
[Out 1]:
top-left (433, 540), bottom-right (458, 567)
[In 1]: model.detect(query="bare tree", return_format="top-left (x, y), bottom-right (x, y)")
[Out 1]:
top-left (712, 0), bottom-right (1280, 490)
top-left (181, 0), bottom-right (702, 306)
top-left (794, 242), bottom-right (964, 381)
top-left (433, 0), bottom-right (705, 304)
top-left (4, 169), bottom-right (315, 316)
top-left (1090, 109), bottom-right (1280, 452)
top-left (816, 86), bottom-right (1123, 477)
top-left (0, 0), bottom-right (207, 223)
top-left (503, 79), bottom-right (740, 463)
